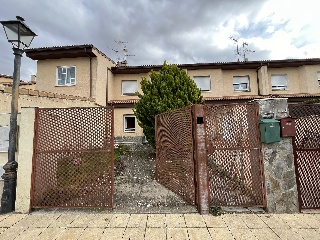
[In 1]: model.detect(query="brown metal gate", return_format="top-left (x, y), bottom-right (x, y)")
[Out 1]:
top-left (289, 104), bottom-right (320, 210)
top-left (155, 106), bottom-right (196, 205)
top-left (156, 103), bottom-right (266, 213)
top-left (30, 107), bottom-right (114, 209)
top-left (205, 103), bottom-right (266, 207)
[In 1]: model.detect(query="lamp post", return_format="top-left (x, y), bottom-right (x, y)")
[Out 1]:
top-left (0, 16), bottom-right (36, 213)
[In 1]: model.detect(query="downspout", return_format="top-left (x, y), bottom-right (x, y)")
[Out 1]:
top-left (256, 63), bottom-right (262, 96)
top-left (84, 48), bottom-right (93, 98)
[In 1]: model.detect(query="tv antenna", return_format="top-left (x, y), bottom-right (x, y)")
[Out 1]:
top-left (112, 40), bottom-right (135, 66)
top-left (229, 36), bottom-right (255, 61)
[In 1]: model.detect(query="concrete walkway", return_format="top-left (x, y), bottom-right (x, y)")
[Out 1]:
top-left (0, 212), bottom-right (319, 239)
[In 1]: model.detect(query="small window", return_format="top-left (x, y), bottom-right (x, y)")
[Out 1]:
top-left (56, 66), bottom-right (76, 86)
top-left (271, 74), bottom-right (288, 90)
top-left (317, 72), bottom-right (320, 87)
top-left (124, 115), bottom-right (135, 132)
top-left (233, 76), bottom-right (250, 92)
top-left (122, 80), bottom-right (137, 95)
top-left (193, 76), bottom-right (211, 91)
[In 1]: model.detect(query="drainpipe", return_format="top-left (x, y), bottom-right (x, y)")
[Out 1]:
top-left (256, 63), bottom-right (262, 96)
top-left (106, 67), bottom-right (111, 106)
top-left (84, 48), bottom-right (93, 98)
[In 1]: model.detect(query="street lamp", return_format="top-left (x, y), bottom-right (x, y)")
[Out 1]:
top-left (0, 16), bottom-right (36, 213)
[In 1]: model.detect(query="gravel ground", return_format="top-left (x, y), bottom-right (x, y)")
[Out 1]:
top-left (113, 144), bottom-right (197, 214)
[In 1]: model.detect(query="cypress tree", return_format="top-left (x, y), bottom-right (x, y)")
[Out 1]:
top-left (134, 61), bottom-right (204, 148)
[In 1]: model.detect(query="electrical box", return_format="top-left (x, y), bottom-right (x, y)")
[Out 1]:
top-left (260, 119), bottom-right (281, 143)
top-left (280, 117), bottom-right (296, 137)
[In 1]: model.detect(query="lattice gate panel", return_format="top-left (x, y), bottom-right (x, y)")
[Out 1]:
top-left (31, 107), bottom-right (114, 208)
top-left (205, 103), bottom-right (265, 207)
top-left (293, 115), bottom-right (320, 209)
top-left (155, 106), bottom-right (196, 205)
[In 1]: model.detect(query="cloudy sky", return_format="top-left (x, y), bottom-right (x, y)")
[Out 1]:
top-left (0, 0), bottom-right (320, 81)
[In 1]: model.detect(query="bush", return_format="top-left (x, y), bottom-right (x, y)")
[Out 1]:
top-left (134, 61), bottom-right (204, 148)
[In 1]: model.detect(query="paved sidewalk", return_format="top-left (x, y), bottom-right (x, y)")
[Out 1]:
top-left (0, 212), bottom-right (319, 239)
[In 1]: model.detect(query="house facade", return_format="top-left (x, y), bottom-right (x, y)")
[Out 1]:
top-left (25, 45), bottom-right (320, 142)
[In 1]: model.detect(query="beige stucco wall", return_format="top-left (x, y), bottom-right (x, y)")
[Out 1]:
top-left (112, 73), bottom-right (149, 100)
top-left (35, 58), bottom-right (91, 97)
top-left (187, 69), bottom-right (224, 98)
top-left (222, 69), bottom-right (258, 96)
top-left (15, 107), bottom-right (35, 213)
top-left (114, 108), bottom-right (143, 137)
top-left (298, 65), bottom-right (320, 94)
top-left (266, 66), bottom-right (320, 94)
top-left (95, 49), bottom-right (115, 106)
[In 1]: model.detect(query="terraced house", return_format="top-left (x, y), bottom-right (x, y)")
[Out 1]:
top-left (24, 44), bottom-right (320, 143)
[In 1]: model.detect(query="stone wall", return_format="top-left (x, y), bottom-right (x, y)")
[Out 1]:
top-left (262, 138), bottom-right (299, 213)
top-left (256, 98), bottom-right (299, 213)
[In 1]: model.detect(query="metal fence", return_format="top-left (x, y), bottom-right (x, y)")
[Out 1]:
top-left (155, 106), bottom-right (196, 205)
top-left (290, 104), bottom-right (320, 210)
top-left (155, 103), bottom-right (265, 214)
top-left (30, 107), bottom-right (114, 209)
top-left (205, 103), bottom-right (265, 207)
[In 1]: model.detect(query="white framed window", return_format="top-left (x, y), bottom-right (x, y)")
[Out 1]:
top-left (56, 66), bottom-right (76, 86)
top-left (193, 76), bottom-right (211, 91)
top-left (122, 80), bottom-right (137, 95)
top-left (124, 115), bottom-right (135, 132)
top-left (233, 76), bottom-right (250, 92)
top-left (271, 74), bottom-right (288, 90)
top-left (317, 71), bottom-right (320, 87)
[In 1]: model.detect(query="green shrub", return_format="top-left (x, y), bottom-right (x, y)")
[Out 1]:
top-left (134, 61), bottom-right (204, 148)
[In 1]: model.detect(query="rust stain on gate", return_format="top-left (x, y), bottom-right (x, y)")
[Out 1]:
top-left (30, 107), bottom-right (114, 209)
top-left (205, 103), bottom-right (265, 207)
top-left (289, 104), bottom-right (320, 210)
top-left (155, 106), bottom-right (196, 206)
top-left (156, 103), bottom-right (265, 214)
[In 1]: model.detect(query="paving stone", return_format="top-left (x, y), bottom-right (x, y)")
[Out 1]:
top-left (55, 227), bottom-right (85, 240)
top-left (207, 227), bottom-right (234, 240)
top-left (229, 228), bottom-right (257, 240)
top-left (276, 214), bottom-right (311, 229)
top-left (294, 214), bottom-right (320, 228)
top-left (145, 228), bottom-right (166, 240)
top-left (17, 227), bottom-right (45, 240)
top-left (147, 214), bottom-right (166, 228)
top-left (87, 214), bottom-right (112, 228)
top-left (257, 214), bottom-right (290, 229)
top-left (127, 214), bottom-right (148, 228)
top-left (272, 228), bottom-right (304, 240)
top-left (109, 214), bottom-right (130, 228)
top-left (222, 214), bottom-right (248, 229)
top-left (101, 228), bottom-right (126, 239)
top-left (167, 228), bottom-right (189, 240)
top-left (123, 227), bottom-right (146, 240)
top-left (294, 228), bottom-right (319, 240)
top-left (240, 214), bottom-right (269, 229)
top-left (166, 214), bottom-right (186, 228)
top-left (49, 214), bottom-right (77, 227)
top-left (0, 213), bottom-right (27, 227)
top-left (184, 214), bottom-right (206, 228)
top-left (202, 215), bottom-right (226, 228)
top-left (250, 228), bottom-right (280, 239)
top-left (34, 227), bottom-right (65, 239)
top-left (78, 227), bottom-right (104, 240)
top-left (0, 226), bottom-right (28, 239)
top-left (188, 228), bottom-right (212, 240)
top-left (68, 214), bottom-right (96, 227)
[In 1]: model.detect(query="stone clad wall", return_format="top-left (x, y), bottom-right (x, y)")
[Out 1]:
top-left (256, 98), bottom-right (299, 213)
top-left (262, 138), bottom-right (299, 212)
